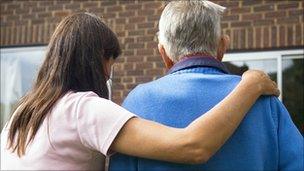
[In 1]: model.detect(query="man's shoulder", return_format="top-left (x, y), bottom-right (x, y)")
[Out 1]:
top-left (123, 73), bottom-right (242, 104)
top-left (124, 80), bottom-right (159, 100)
top-left (255, 95), bottom-right (286, 115)
top-left (248, 95), bottom-right (285, 130)
top-left (122, 78), bottom-right (164, 110)
top-left (124, 75), bottom-right (174, 100)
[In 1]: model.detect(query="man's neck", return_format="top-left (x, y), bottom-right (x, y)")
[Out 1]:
top-left (179, 52), bottom-right (218, 62)
top-left (167, 54), bottom-right (229, 75)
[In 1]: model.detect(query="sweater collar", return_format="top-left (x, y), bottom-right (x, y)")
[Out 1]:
top-left (167, 55), bottom-right (229, 74)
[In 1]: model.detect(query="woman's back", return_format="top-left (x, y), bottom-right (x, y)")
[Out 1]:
top-left (1, 91), bottom-right (133, 170)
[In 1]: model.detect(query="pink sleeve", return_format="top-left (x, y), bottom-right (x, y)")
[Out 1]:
top-left (76, 92), bottom-right (136, 155)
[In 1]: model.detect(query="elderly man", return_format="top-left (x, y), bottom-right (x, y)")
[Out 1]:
top-left (109, 1), bottom-right (303, 170)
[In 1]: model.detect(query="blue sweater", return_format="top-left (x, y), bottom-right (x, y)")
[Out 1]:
top-left (109, 56), bottom-right (303, 171)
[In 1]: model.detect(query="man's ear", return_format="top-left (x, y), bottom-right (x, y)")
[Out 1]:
top-left (216, 35), bottom-right (230, 61)
top-left (158, 44), bottom-right (174, 69)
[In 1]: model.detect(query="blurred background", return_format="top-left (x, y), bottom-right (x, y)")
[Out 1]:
top-left (0, 0), bottom-right (303, 134)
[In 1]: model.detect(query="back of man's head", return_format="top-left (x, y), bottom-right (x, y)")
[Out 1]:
top-left (158, 0), bottom-right (226, 62)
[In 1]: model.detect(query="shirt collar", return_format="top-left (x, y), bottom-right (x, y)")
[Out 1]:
top-left (167, 55), bottom-right (230, 75)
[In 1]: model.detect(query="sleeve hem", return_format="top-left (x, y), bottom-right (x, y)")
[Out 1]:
top-left (101, 112), bottom-right (137, 156)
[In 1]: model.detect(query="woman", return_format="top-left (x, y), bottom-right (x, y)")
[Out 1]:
top-left (1, 13), bottom-right (279, 170)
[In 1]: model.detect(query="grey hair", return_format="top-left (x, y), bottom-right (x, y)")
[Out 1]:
top-left (158, 0), bottom-right (226, 62)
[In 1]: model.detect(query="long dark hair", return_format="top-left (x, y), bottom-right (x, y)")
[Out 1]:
top-left (7, 13), bottom-right (121, 156)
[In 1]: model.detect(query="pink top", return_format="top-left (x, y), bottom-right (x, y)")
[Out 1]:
top-left (1, 91), bottom-right (136, 170)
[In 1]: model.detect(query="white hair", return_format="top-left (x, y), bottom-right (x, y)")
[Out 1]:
top-left (158, 0), bottom-right (226, 62)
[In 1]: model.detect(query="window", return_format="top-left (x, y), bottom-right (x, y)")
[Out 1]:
top-left (223, 49), bottom-right (304, 134)
top-left (1, 47), bottom-right (303, 134)
top-left (0, 46), bottom-right (46, 129)
top-left (282, 55), bottom-right (303, 132)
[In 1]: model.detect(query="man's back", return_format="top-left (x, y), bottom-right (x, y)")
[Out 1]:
top-left (109, 57), bottom-right (303, 171)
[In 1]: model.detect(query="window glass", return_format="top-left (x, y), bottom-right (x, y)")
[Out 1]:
top-left (224, 59), bottom-right (277, 82)
top-left (0, 47), bottom-right (45, 129)
top-left (282, 56), bottom-right (304, 133)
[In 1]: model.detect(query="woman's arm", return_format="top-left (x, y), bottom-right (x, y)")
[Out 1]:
top-left (110, 70), bottom-right (279, 164)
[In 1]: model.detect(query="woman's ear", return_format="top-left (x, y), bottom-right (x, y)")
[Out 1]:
top-left (158, 44), bottom-right (174, 69)
top-left (216, 35), bottom-right (230, 61)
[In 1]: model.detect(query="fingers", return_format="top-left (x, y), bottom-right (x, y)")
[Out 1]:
top-left (264, 87), bottom-right (280, 97)
top-left (275, 89), bottom-right (281, 97)
top-left (272, 81), bottom-right (280, 97)
top-left (266, 80), bottom-right (280, 97)
top-left (272, 81), bottom-right (277, 87)
top-left (241, 69), bottom-right (281, 97)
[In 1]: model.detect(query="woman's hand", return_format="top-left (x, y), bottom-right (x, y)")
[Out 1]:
top-left (241, 70), bottom-right (280, 97)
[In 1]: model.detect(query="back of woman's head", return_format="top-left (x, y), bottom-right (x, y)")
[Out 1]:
top-left (7, 13), bottom-right (121, 156)
top-left (43, 12), bottom-right (121, 97)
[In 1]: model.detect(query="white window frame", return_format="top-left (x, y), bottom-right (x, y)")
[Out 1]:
top-left (223, 49), bottom-right (304, 100)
